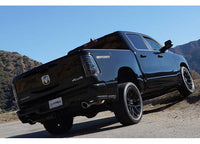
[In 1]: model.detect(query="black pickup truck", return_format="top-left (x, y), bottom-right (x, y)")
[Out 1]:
top-left (12, 31), bottom-right (195, 135)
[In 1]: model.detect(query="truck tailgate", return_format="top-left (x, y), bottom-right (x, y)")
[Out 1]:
top-left (13, 54), bottom-right (86, 105)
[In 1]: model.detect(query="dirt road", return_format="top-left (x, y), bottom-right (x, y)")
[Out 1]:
top-left (0, 91), bottom-right (200, 138)
top-left (1, 79), bottom-right (200, 138)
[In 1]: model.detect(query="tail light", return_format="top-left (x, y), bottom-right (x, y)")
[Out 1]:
top-left (80, 54), bottom-right (100, 77)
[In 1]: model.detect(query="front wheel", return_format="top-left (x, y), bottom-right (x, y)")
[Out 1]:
top-left (114, 82), bottom-right (143, 126)
top-left (178, 66), bottom-right (195, 97)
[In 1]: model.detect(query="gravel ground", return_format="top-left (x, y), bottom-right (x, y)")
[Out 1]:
top-left (0, 79), bottom-right (199, 138)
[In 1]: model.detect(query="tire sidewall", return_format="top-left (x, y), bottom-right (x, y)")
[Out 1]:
top-left (180, 67), bottom-right (195, 93)
top-left (121, 82), bottom-right (143, 123)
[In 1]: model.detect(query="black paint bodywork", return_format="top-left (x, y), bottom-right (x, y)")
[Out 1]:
top-left (12, 31), bottom-right (190, 124)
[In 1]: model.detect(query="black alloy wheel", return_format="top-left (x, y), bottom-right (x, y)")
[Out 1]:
top-left (114, 82), bottom-right (143, 126)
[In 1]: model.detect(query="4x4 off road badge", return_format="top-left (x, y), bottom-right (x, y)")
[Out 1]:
top-left (41, 75), bottom-right (50, 85)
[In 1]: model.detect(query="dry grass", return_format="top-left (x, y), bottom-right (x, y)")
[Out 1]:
top-left (0, 111), bottom-right (18, 124)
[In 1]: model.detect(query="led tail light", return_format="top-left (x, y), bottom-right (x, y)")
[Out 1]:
top-left (80, 55), bottom-right (100, 77)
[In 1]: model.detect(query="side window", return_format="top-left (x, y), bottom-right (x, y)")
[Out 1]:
top-left (127, 34), bottom-right (149, 50)
top-left (144, 37), bottom-right (161, 51)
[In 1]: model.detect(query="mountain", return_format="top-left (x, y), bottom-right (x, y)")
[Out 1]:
top-left (171, 39), bottom-right (200, 74)
top-left (0, 51), bottom-right (41, 112)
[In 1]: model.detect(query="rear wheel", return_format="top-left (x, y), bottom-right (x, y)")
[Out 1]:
top-left (43, 115), bottom-right (73, 135)
top-left (178, 66), bottom-right (195, 97)
top-left (114, 82), bottom-right (143, 126)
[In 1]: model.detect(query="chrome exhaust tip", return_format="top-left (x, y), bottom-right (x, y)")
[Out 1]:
top-left (81, 102), bottom-right (91, 109)
top-left (81, 100), bottom-right (105, 109)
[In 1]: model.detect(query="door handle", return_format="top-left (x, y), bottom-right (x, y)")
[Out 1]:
top-left (157, 55), bottom-right (163, 58)
top-left (140, 54), bottom-right (147, 58)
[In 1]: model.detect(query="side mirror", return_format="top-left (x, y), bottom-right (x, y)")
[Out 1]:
top-left (160, 40), bottom-right (173, 53)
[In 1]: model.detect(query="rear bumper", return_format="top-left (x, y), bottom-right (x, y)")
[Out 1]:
top-left (17, 82), bottom-right (117, 124)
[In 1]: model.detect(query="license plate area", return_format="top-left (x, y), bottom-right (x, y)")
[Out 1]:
top-left (48, 97), bottom-right (63, 109)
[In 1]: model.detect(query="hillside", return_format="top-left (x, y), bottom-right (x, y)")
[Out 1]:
top-left (0, 51), bottom-right (41, 112)
top-left (171, 39), bottom-right (200, 74)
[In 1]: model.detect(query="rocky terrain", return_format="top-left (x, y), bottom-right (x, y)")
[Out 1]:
top-left (0, 51), bottom-right (41, 112)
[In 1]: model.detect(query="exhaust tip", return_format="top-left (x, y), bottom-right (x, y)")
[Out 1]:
top-left (81, 102), bottom-right (90, 109)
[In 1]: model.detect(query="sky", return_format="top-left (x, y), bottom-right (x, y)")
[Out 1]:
top-left (0, 6), bottom-right (200, 63)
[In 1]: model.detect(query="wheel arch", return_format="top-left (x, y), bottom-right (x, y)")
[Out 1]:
top-left (180, 62), bottom-right (189, 70)
top-left (117, 67), bottom-right (140, 90)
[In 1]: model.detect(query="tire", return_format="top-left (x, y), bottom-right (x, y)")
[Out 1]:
top-left (178, 66), bottom-right (195, 97)
top-left (114, 82), bottom-right (143, 126)
top-left (43, 115), bottom-right (73, 135)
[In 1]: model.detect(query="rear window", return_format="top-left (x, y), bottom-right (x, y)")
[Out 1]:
top-left (83, 34), bottom-right (128, 50)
